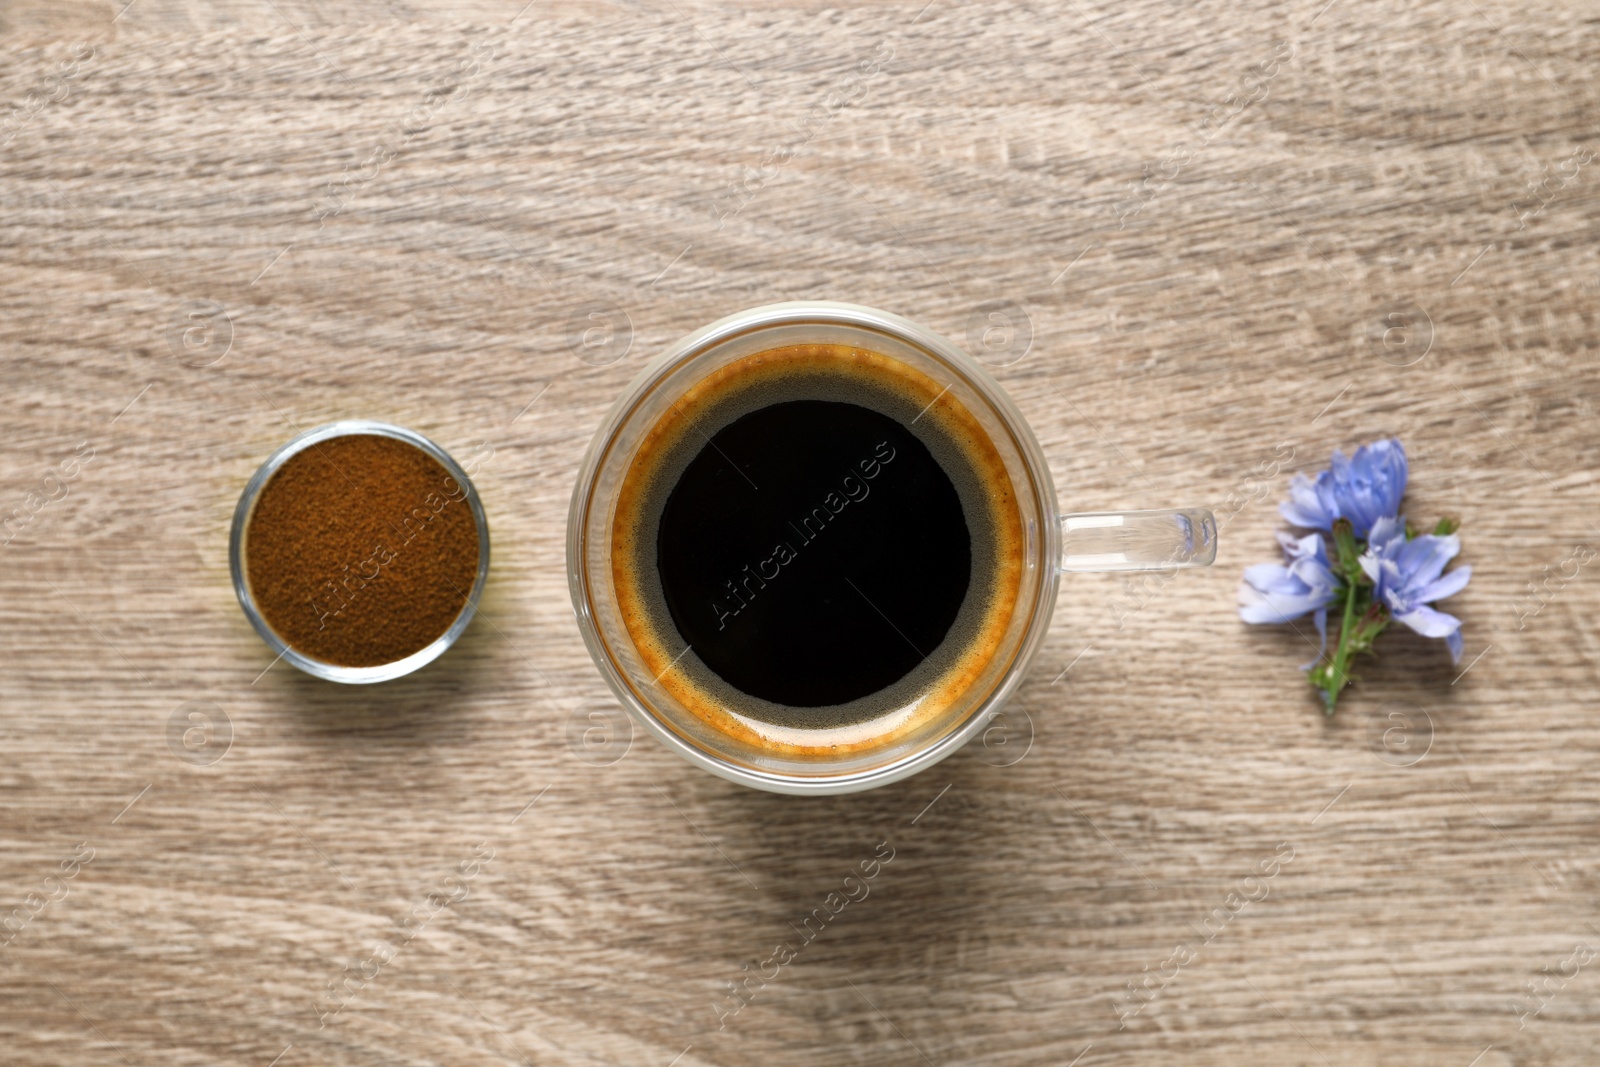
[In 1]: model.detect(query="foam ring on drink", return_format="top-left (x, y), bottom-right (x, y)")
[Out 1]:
top-left (611, 343), bottom-right (1025, 757)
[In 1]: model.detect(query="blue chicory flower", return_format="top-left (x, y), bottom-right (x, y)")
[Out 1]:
top-left (1244, 437), bottom-right (1467, 713)
top-left (1280, 438), bottom-right (1408, 538)
top-left (1238, 531), bottom-right (1341, 661)
top-left (1360, 516), bottom-right (1472, 663)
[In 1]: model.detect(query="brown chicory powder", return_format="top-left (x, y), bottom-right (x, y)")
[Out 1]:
top-left (244, 433), bottom-right (480, 668)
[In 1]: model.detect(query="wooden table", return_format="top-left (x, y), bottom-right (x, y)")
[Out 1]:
top-left (3, 1), bottom-right (1597, 1063)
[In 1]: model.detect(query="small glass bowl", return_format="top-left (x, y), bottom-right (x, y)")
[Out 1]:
top-left (229, 420), bottom-right (491, 684)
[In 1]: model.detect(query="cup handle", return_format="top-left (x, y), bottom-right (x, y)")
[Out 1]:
top-left (1059, 508), bottom-right (1217, 573)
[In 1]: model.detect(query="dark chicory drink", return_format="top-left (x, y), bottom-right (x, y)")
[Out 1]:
top-left (611, 343), bottom-right (1025, 757)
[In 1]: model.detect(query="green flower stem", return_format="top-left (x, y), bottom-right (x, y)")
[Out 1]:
top-left (1322, 578), bottom-right (1362, 713)
top-left (1310, 518), bottom-right (1390, 715)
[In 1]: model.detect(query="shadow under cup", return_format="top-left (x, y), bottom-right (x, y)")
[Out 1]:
top-left (568, 303), bottom-right (1064, 795)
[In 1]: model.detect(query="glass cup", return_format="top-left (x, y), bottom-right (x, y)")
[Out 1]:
top-left (230, 420), bottom-right (491, 684)
top-left (567, 302), bottom-right (1214, 794)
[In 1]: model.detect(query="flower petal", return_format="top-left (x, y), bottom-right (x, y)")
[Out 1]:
top-left (1414, 563), bottom-right (1471, 605)
top-left (1393, 604), bottom-right (1462, 640)
top-left (1353, 438), bottom-right (1407, 533)
top-left (1243, 562), bottom-right (1294, 593)
top-left (1360, 516), bottom-right (1414, 603)
top-left (1395, 533), bottom-right (1459, 589)
top-left (1329, 448), bottom-right (1352, 481)
top-left (1447, 627), bottom-right (1464, 664)
top-left (1238, 581), bottom-right (1333, 625)
top-left (1287, 558), bottom-right (1335, 591)
top-left (1367, 515), bottom-right (1406, 551)
top-left (1360, 552), bottom-right (1382, 584)
top-left (1279, 533), bottom-right (1338, 592)
top-left (1280, 474), bottom-right (1333, 530)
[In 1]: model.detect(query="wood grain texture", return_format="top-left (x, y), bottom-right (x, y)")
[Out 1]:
top-left (2, 0), bottom-right (1598, 1064)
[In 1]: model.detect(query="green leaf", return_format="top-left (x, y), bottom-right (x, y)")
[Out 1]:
top-left (1310, 576), bottom-right (1391, 716)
